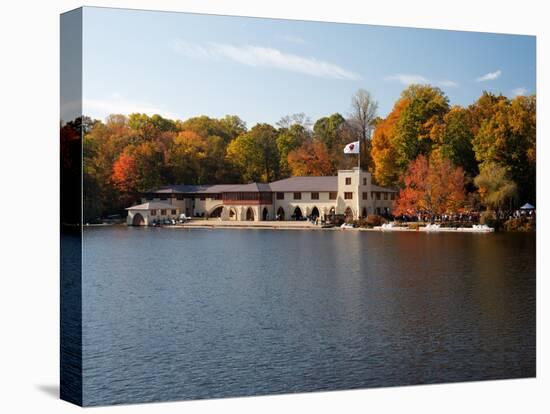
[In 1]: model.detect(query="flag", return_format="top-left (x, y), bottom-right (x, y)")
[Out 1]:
top-left (344, 141), bottom-right (360, 154)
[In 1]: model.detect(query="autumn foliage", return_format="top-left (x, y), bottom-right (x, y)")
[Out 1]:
top-left (111, 149), bottom-right (137, 193)
top-left (80, 87), bottom-right (535, 222)
top-left (287, 140), bottom-right (333, 176)
top-left (394, 155), bottom-right (466, 216)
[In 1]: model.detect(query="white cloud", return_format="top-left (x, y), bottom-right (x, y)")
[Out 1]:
top-left (385, 74), bottom-right (458, 88)
top-left (476, 70), bottom-right (502, 82)
top-left (84, 94), bottom-right (179, 120)
top-left (512, 87), bottom-right (528, 97)
top-left (172, 40), bottom-right (361, 81)
top-left (385, 74), bottom-right (429, 85)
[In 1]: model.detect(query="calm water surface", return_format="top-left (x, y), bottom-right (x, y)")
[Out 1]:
top-left (81, 227), bottom-right (535, 405)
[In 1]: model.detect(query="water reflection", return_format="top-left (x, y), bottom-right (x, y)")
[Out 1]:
top-left (81, 228), bottom-right (535, 405)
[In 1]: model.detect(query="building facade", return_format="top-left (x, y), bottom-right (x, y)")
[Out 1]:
top-left (126, 168), bottom-right (397, 225)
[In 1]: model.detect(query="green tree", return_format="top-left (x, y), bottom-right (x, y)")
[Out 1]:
top-left (474, 162), bottom-right (518, 211)
top-left (313, 113), bottom-right (346, 152)
top-left (128, 113), bottom-right (176, 139)
top-left (432, 106), bottom-right (477, 177)
top-left (393, 85), bottom-right (450, 171)
top-left (277, 124), bottom-right (309, 176)
top-left (226, 123), bottom-right (280, 182)
top-left (179, 115), bottom-right (245, 143)
top-left (472, 95), bottom-right (536, 203)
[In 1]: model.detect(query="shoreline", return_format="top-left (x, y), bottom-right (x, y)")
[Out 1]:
top-left (157, 221), bottom-right (496, 233)
top-left (86, 221), bottom-right (529, 233)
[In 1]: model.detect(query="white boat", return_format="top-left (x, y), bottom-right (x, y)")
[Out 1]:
top-left (340, 223), bottom-right (355, 229)
top-left (424, 223), bottom-right (442, 231)
top-left (456, 224), bottom-right (495, 233)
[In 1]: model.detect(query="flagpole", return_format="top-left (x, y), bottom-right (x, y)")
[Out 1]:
top-left (357, 144), bottom-right (361, 220)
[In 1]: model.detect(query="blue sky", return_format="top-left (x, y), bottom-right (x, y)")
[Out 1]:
top-left (82, 7), bottom-right (536, 127)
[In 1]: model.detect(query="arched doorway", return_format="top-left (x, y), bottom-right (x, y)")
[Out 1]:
top-left (311, 207), bottom-right (320, 219)
top-left (277, 207), bottom-right (285, 221)
top-left (210, 206), bottom-right (223, 218)
top-left (132, 213), bottom-right (145, 226)
top-left (293, 206), bottom-right (303, 220)
top-left (246, 207), bottom-right (255, 221)
top-left (229, 208), bottom-right (237, 220)
top-left (362, 207), bottom-right (367, 218)
top-left (262, 207), bottom-right (269, 221)
top-left (344, 207), bottom-right (353, 219)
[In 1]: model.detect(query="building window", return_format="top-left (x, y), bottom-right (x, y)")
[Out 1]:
top-left (363, 177), bottom-right (367, 185)
top-left (171, 209), bottom-right (177, 215)
top-left (199, 195), bottom-right (206, 201)
top-left (160, 209), bottom-right (166, 215)
top-left (176, 194), bottom-right (184, 200)
top-left (159, 195), bottom-right (167, 200)
top-left (276, 192), bottom-right (284, 200)
top-left (376, 192), bottom-right (381, 200)
top-left (344, 192), bottom-right (353, 200)
top-left (150, 209), bottom-right (157, 216)
top-left (362, 192), bottom-right (368, 200)
top-left (293, 192), bottom-right (302, 200)
top-left (345, 177), bottom-right (351, 185)
top-left (391, 193), bottom-right (396, 200)
top-left (384, 193), bottom-right (388, 200)
top-left (311, 192), bottom-right (319, 200)
top-left (329, 192), bottom-right (337, 200)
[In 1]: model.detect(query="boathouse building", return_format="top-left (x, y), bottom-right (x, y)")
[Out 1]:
top-left (126, 168), bottom-right (397, 225)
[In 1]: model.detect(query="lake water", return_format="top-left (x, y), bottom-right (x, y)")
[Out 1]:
top-left (81, 227), bottom-right (536, 406)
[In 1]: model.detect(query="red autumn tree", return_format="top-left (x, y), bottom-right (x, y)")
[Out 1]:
top-left (111, 149), bottom-right (138, 194)
top-left (394, 154), bottom-right (465, 216)
top-left (287, 140), bottom-right (333, 176)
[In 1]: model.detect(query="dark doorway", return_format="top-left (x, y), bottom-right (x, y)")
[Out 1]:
top-left (311, 207), bottom-right (320, 218)
top-left (345, 207), bottom-right (353, 219)
top-left (210, 206), bottom-right (223, 218)
top-left (132, 213), bottom-right (145, 226)
top-left (293, 206), bottom-right (303, 220)
top-left (277, 207), bottom-right (285, 221)
top-left (246, 207), bottom-right (255, 221)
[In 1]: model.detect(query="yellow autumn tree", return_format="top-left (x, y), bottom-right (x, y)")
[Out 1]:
top-left (371, 98), bottom-right (408, 187)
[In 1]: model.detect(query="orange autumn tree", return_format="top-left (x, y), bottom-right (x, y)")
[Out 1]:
top-left (287, 140), bottom-right (333, 176)
top-left (394, 154), bottom-right (466, 216)
top-left (371, 98), bottom-right (409, 187)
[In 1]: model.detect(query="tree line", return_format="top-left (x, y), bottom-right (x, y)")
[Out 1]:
top-left (73, 85), bottom-right (535, 222)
